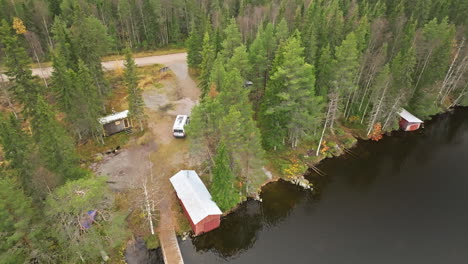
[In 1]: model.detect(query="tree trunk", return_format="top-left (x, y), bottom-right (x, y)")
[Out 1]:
top-left (411, 48), bottom-right (433, 98)
top-left (367, 80), bottom-right (389, 135)
top-left (316, 101), bottom-right (332, 156)
top-left (143, 180), bottom-right (155, 235)
top-left (437, 38), bottom-right (464, 104)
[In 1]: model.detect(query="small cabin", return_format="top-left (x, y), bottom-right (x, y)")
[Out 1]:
top-left (99, 110), bottom-right (132, 136)
top-left (172, 115), bottom-right (189, 138)
top-left (398, 108), bottom-right (423, 131)
top-left (170, 170), bottom-right (222, 236)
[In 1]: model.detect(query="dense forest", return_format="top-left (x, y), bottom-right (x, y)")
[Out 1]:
top-left (185, 0), bottom-right (468, 210)
top-left (0, 0), bottom-right (467, 262)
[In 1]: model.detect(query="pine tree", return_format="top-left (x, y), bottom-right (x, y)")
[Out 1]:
top-left (265, 35), bottom-right (324, 149)
top-left (124, 49), bottom-right (144, 131)
top-left (210, 142), bottom-right (239, 211)
top-left (220, 107), bottom-right (266, 195)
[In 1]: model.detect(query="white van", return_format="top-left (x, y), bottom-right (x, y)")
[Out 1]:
top-left (173, 115), bottom-right (189, 138)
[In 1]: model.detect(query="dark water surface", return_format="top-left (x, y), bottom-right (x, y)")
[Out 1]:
top-left (179, 108), bottom-right (468, 264)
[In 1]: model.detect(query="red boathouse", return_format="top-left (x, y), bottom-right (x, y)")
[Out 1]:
top-left (398, 108), bottom-right (424, 131)
top-left (170, 170), bottom-right (222, 236)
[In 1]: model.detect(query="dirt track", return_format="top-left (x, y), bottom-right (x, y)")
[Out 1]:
top-left (94, 52), bottom-right (198, 263)
top-left (0, 52), bottom-right (188, 81)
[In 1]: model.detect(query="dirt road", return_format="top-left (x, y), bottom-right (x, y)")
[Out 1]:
top-left (0, 52), bottom-right (188, 81)
top-left (94, 52), bottom-right (198, 263)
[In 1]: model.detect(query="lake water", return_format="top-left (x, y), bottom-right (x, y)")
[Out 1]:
top-left (178, 107), bottom-right (468, 264)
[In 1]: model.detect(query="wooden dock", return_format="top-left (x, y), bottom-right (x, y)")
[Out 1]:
top-left (158, 198), bottom-right (184, 264)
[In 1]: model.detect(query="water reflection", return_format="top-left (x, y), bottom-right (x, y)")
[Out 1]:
top-left (180, 107), bottom-right (468, 264)
top-left (192, 181), bottom-right (308, 258)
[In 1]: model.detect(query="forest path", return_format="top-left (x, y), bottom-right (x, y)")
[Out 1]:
top-left (0, 52), bottom-right (188, 81)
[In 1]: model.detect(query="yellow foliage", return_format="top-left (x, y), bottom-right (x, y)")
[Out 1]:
top-left (283, 159), bottom-right (307, 179)
top-left (12, 17), bottom-right (27, 35)
top-left (348, 115), bottom-right (359, 123)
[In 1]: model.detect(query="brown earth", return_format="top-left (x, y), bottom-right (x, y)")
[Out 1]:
top-left (94, 54), bottom-right (199, 263)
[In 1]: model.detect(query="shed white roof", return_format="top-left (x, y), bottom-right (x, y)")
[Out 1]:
top-left (99, 110), bottom-right (129, 125)
top-left (398, 108), bottom-right (423, 123)
top-left (170, 170), bottom-right (222, 224)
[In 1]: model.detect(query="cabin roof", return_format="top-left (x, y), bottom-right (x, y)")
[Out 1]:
top-left (170, 170), bottom-right (222, 224)
top-left (99, 110), bottom-right (129, 125)
top-left (398, 108), bottom-right (423, 123)
top-left (173, 115), bottom-right (188, 130)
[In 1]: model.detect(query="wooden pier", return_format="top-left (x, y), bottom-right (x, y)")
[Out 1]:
top-left (158, 198), bottom-right (184, 264)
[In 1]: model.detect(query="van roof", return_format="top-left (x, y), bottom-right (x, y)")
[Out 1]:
top-left (173, 115), bottom-right (188, 130)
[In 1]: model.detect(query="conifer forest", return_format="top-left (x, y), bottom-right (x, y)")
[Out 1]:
top-left (0, 0), bottom-right (467, 262)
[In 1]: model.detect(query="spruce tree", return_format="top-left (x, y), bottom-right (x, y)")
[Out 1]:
top-left (0, 114), bottom-right (33, 192)
top-left (124, 49), bottom-right (144, 131)
top-left (275, 18), bottom-right (289, 45)
top-left (45, 177), bottom-right (128, 262)
top-left (0, 172), bottom-right (44, 263)
top-left (31, 96), bottom-right (87, 181)
top-left (209, 56), bottom-right (226, 92)
top-left (329, 32), bottom-right (360, 129)
top-left (248, 23), bottom-right (276, 106)
top-left (210, 142), bottom-right (239, 212)
top-left (226, 45), bottom-right (250, 81)
top-left (221, 18), bottom-right (242, 59)
top-left (74, 60), bottom-right (103, 139)
top-left (186, 96), bottom-right (223, 163)
top-left (0, 20), bottom-right (40, 114)
top-left (186, 25), bottom-right (203, 68)
top-left (199, 32), bottom-right (216, 97)
top-left (70, 16), bottom-right (112, 96)
top-left (316, 45), bottom-right (335, 98)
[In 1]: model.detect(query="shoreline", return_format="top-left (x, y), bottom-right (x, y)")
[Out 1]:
top-left (221, 105), bottom-right (466, 218)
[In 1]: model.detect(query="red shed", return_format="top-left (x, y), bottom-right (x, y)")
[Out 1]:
top-left (398, 108), bottom-right (424, 131)
top-left (170, 170), bottom-right (222, 236)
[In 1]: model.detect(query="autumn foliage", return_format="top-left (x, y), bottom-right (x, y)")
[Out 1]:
top-left (12, 17), bottom-right (27, 35)
top-left (369, 123), bottom-right (383, 141)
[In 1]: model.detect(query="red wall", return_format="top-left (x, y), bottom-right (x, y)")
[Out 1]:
top-left (399, 118), bottom-right (421, 131)
top-left (177, 196), bottom-right (221, 236)
top-left (195, 214), bottom-right (220, 235)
